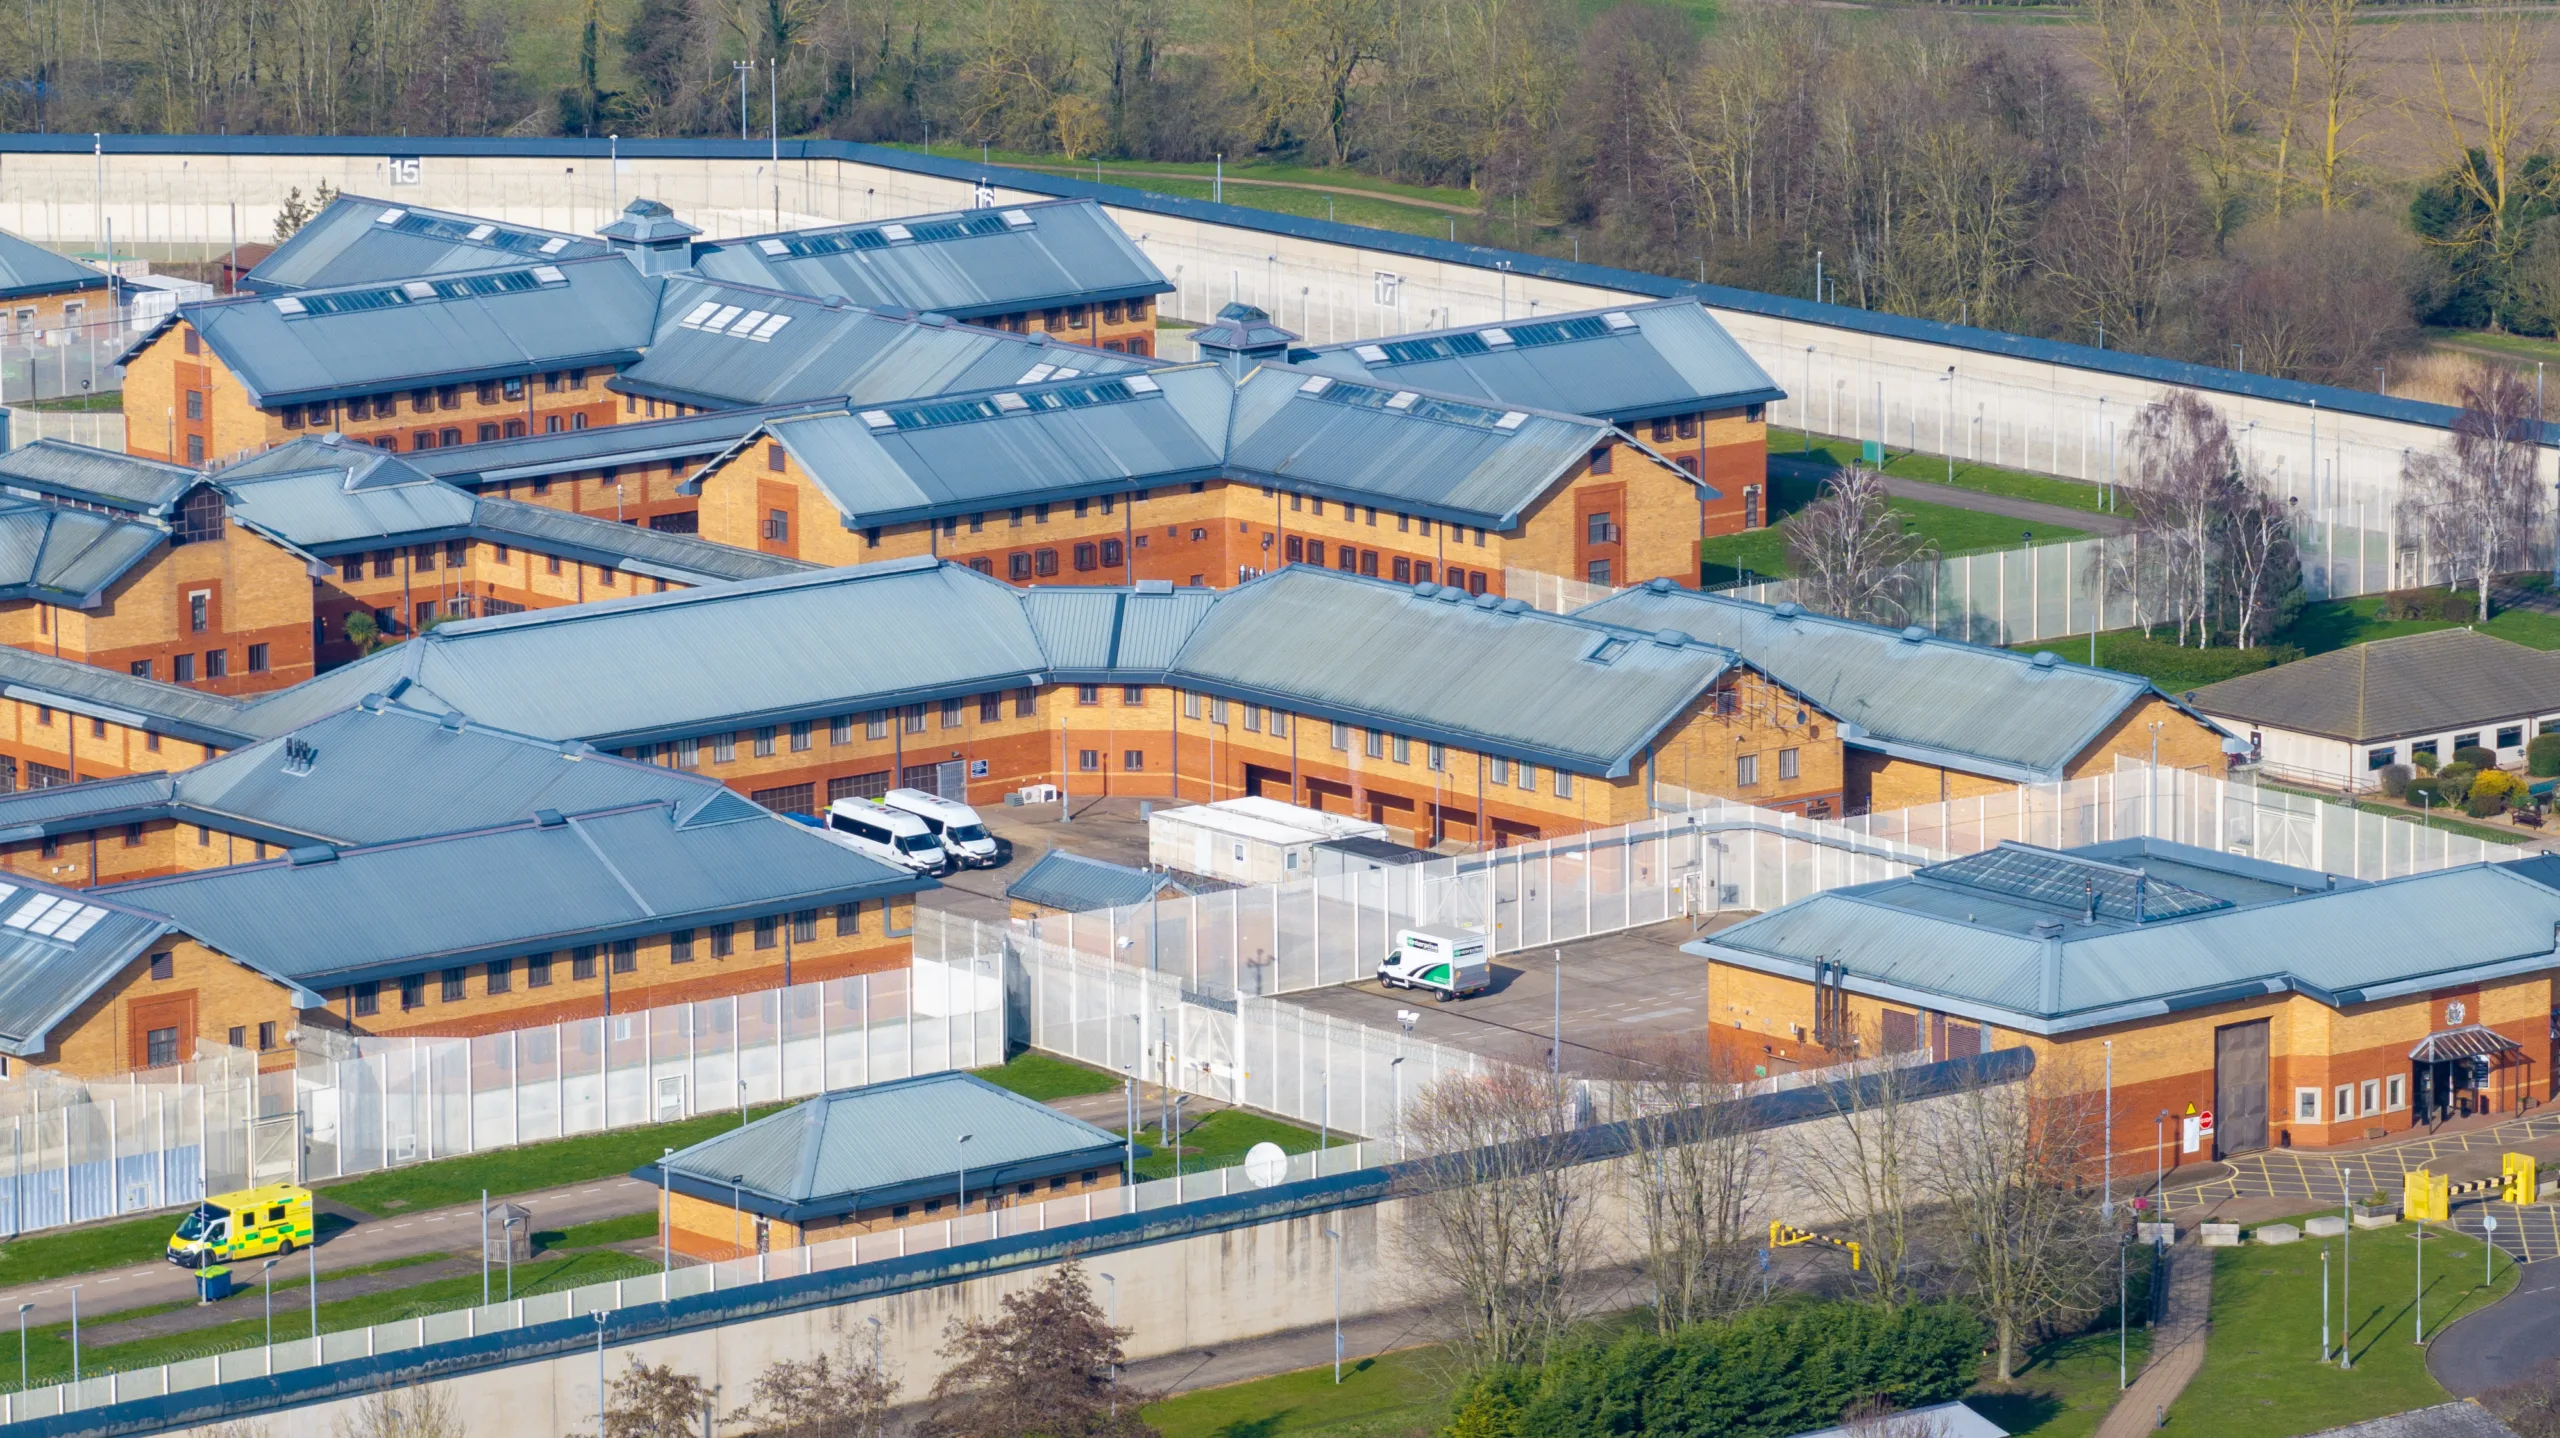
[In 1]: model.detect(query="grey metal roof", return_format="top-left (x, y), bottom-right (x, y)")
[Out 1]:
top-left (596, 199), bottom-right (700, 246)
top-left (402, 400), bottom-right (847, 488)
top-left (0, 772), bottom-right (177, 839)
top-left (211, 435), bottom-right (811, 584)
top-left (638, 1072), bottom-right (1129, 1220)
top-left (1295, 299), bottom-right (1785, 425)
top-left (243, 557), bottom-right (1053, 746)
top-left (1698, 838), bottom-right (2560, 1034)
top-left (1226, 366), bottom-right (1656, 529)
top-left (0, 440), bottom-right (197, 516)
top-left (0, 229), bottom-right (105, 302)
top-left (0, 639), bottom-right (256, 748)
top-left (1164, 566), bottom-right (1732, 776)
top-left (2188, 629), bottom-right (2560, 744)
top-left (1192, 303), bottom-right (1299, 355)
top-left (1577, 580), bottom-right (2178, 781)
top-left (144, 255), bottom-right (658, 408)
top-left (743, 366), bottom-right (1230, 525)
top-left (242, 194), bottom-right (609, 293)
top-left (2303, 1406), bottom-right (2521, 1438)
top-left (0, 498), bottom-right (171, 605)
top-left (1005, 848), bottom-right (1178, 912)
top-left (0, 877), bottom-right (177, 1057)
top-left (105, 795), bottom-right (926, 990)
top-left (689, 198), bottom-right (1170, 318)
top-left (615, 276), bottom-right (1156, 411)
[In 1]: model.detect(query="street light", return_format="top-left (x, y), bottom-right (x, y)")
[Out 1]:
top-left (1099, 1273), bottom-right (1119, 1417)
top-left (1170, 1095), bottom-right (1193, 1187)
top-left (2341, 1164), bottom-right (2357, 1370)
top-left (2102, 1040), bottom-right (2114, 1219)
top-left (67, 1285), bottom-right (77, 1386)
top-left (660, 1147), bottom-right (674, 1275)
top-left (594, 1310), bottom-right (611, 1438)
top-left (16, 1302), bottom-right (29, 1393)
top-left (957, 1133), bottom-right (975, 1225)
top-left (263, 1258), bottom-right (278, 1352)
top-left (505, 1213), bottom-right (520, 1302)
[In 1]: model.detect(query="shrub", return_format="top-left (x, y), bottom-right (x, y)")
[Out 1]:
top-left (2381, 587), bottom-right (2474, 622)
top-left (2405, 778), bottom-right (2444, 808)
top-left (2468, 785), bottom-right (2511, 818)
top-left (2413, 749), bottom-right (2441, 774)
top-left (2475, 770), bottom-right (2522, 803)
top-left (1474, 1301), bottom-right (1987, 1438)
top-left (2532, 734), bottom-right (2560, 778)
top-left (2379, 764), bottom-right (2414, 799)
top-left (2439, 770), bottom-right (2475, 806)
top-left (2456, 745), bottom-right (2499, 771)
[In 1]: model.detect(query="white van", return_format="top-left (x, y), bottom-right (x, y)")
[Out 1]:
top-left (1376, 924), bottom-right (1492, 1001)
top-left (880, 788), bottom-right (1007, 869)
top-left (821, 798), bottom-right (952, 875)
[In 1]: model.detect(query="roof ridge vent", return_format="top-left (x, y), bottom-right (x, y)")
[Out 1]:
top-left (2031, 651), bottom-right (2061, 670)
top-left (1647, 577), bottom-right (1676, 594)
top-left (438, 712), bottom-right (468, 733)
top-left (1899, 625), bottom-right (1931, 643)
top-left (1497, 597), bottom-right (1528, 615)
top-left (533, 808), bottom-right (567, 828)
top-left (285, 843), bottom-right (337, 867)
top-left (1773, 602), bottom-right (1804, 620)
top-left (2030, 918), bottom-right (2065, 938)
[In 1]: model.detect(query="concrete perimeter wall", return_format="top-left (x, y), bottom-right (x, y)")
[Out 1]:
top-left (0, 136), bottom-right (2533, 599)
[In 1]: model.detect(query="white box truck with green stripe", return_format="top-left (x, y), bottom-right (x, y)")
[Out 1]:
top-left (1377, 924), bottom-right (1491, 1000)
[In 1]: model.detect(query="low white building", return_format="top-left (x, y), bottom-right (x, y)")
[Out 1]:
top-left (1147, 796), bottom-right (1388, 884)
top-left (2188, 628), bottom-right (2560, 791)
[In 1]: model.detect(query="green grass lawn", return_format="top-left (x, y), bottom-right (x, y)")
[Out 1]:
top-left (538, 1212), bottom-right (660, 1252)
top-left (972, 1050), bottom-right (1123, 1102)
top-left (1145, 1348), bottom-right (1455, 1438)
top-left (1770, 429), bottom-right (2117, 514)
top-left (1701, 471), bottom-right (2086, 584)
top-left (2276, 592), bottom-right (2560, 656)
top-left (887, 142), bottom-right (1480, 242)
top-left (264, 1251), bottom-right (446, 1292)
top-left (2166, 1220), bottom-right (2515, 1437)
top-left (317, 1104), bottom-right (788, 1218)
top-left (2430, 329), bottom-right (2560, 365)
top-left (1120, 1110), bottom-right (1346, 1183)
top-left (0, 1211), bottom-right (198, 1289)
top-left (1968, 1318), bottom-right (2151, 1438)
top-left (11, 391), bottom-right (122, 412)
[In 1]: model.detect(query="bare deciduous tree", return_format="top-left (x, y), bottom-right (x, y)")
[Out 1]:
top-left (919, 1260), bottom-right (1156, 1438)
top-left (2424, 8), bottom-right (2555, 333)
top-left (337, 1383), bottom-right (467, 1438)
top-left (2128, 390), bottom-right (2237, 647)
top-left (1783, 467), bottom-right (1935, 624)
top-left (1917, 1061), bottom-right (2116, 1383)
top-left (1604, 1035), bottom-right (1767, 1331)
top-left (1400, 1066), bottom-right (1604, 1369)
top-left (1842, 1399), bottom-right (1959, 1438)
top-left (1786, 1044), bottom-right (1923, 1306)
top-left (2399, 365), bottom-right (2546, 620)
top-left (590, 1357), bottom-right (712, 1438)
top-left (747, 1328), bottom-right (900, 1437)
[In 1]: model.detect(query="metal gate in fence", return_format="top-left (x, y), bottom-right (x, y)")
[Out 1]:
top-left (246, 1113), bottom-right (299, 1188)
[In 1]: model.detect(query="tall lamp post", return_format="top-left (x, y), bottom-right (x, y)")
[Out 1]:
top-left (2341, 1164), bottom-right (2357, 1369)
top-left (1327, 1227), bottom-right (1344, 1384)
top-left (593, 1311), bottom-right (610, 1438)
top-left (956, 1133), bottom-right (975, 1222)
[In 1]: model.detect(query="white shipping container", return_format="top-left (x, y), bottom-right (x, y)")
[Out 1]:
top-left (1147, 797), bottom-right (1388, 885)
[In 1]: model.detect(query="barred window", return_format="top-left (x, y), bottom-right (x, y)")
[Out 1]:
top-left (611, 939), bottom-right (638, 974)
top-left (572, 946), bottom-right (598, 980)
top-left (835, 901), bottom-right (862, 936)
top-left (710, 923), bottom-right (735, 957)
top-left (830, 714), bottom-right (852, 745)
top-left (671, 929), bottom-right (695, 964)
top-left (792, 909), bottom-right (817, 943)
top-left (754, 915), bottom-right (779, 950)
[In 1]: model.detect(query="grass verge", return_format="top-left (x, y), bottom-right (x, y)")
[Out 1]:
top-left (1701, 472), bottom-right (2086, 584)
top-left (10, 391), bottom-right (122, 412)
top-left (2277, 592), bottom-right (2560, 656)
top-left (1770, 429), bottom-right (2116, 514)
top-left (972, 1050), bottom-right (1123, 1102)
top-left (1144, 1348), bottom-right (1455, 1438)
top-left (0, 1212), bottom-right (194, 1289)
top-left (1119, 1109), bottom-right (1347, 1183)
top-left (539, 1212), bottom-right (660, 1252)
top-left (318, 1104), bottom-right (790, 1217)
top-left (2166, 1219), bottom-right (2514, 1437)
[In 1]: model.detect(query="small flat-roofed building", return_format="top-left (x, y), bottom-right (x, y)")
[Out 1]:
top-left (0, 228), bottom-right (110, 339)
top-left (118, 256), bottom-right (656, 467)
top-left (1005, 849), bottom-right (1184, 919)
top-left (2187, 629), bottom-right (2560, 791)
top-left (637, 1071), bottom-right (1130, 1258)
top-left (1149, 797), bottom-right (1387, 885)
top-left (689, 199), bottom-right (1170, 354)
top-left (1694, 837), bottom-right (2560, 1155)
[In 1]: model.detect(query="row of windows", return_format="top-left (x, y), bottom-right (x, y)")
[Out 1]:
top-left (627, 693), bottom-right (1043, 769)
top-left (126, 646), bottom-right (265, 683)
top-left (1321, 719), bottom-right (1574, 795)
top-left (1733, 749), bottom-right (1803, 788)
top-left (2365, 722), bottom-right (2548, 770)
top-left (345, 904), bottom-right (872, 1015)
top-left (2295, 1075), bottom-right (2408, 1123)
top-left (270, 372), bottom-right (592, 429)
top-left (1272, 492), bottom-right (1485, 547)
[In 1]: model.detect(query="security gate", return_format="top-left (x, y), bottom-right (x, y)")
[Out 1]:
top-left (246, 1112), bottom-right (300, 1188)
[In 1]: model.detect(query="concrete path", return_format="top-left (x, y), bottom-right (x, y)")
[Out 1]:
top-left (0, 1174), bottom-right (658, 1329)
top-left (2094, 1242), bottom-right (2215, 1438)
top-left (1767, 454), bottom-right (2133, 537)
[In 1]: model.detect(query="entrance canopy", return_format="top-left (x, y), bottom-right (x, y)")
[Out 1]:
top-left (2408, 1025), bottom-right (2522, 1064)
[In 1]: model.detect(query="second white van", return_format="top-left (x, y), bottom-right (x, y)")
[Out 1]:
top-left (880, 788), bottom-right (1007, 868)
top-left (821, 798), bottom-right (952, 875)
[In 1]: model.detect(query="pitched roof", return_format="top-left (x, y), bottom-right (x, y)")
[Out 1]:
top-left (1576, 580), bottom-right (2190, 782)
top-left (1294, 299), bottom-right (1784, 425)
top-left (0, 638), bottom-right (256, 748)
top-left (2187, 629), bottom-right (2560, 743)
top-left (0, 498), bottom-right (171, 605)
top-left (731, 366), bottom-right (1230, 525)
top-left (1005, 849), bottom-right (1180, 912)
top-left (0, 229), bottom-right (105, 302)
top-left (0, 440), bottom-right (199, 516)
top-left (401, 400), bottom-right (846, 489)
top-left (2301, 1405), bottom-right (2523, 1438)
top-left (211, 435), bottom-right (813, 584)
top-left (242, 194), bottom-right (609, 293)
top-left (636, 1072), bottom-right (1130, 1220)
top-left (134, 255), bottom-right (659, 408)
top-left (689, 198), bottom-right (1170, 317)
top-left (0, 876), bottom-right (177, 1057)
top-left (1228, 366), bottom-right (1702, 528)
top-left (614, 276), bottom-right (1155, 411)
top-left (1693, 837), bottom-right (2560, 1034)
top-left (104, 795), bottom-right (926, 990)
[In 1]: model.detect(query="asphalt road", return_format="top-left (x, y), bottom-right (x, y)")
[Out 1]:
top-left (2430, 1241), bottom-right (2560, 1398)
top-left (0, 1174), bottom-right (658, 1330)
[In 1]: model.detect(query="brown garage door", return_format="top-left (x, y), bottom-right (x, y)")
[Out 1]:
top-left (2214, 1019), bottom-right (2270, 1158)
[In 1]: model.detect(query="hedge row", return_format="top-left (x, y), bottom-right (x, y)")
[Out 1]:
top-left (1443, 1301), bottom-right (1985, 1438)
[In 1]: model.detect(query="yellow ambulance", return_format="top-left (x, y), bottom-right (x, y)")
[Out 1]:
top-left (166, 1184), bottom-right (315, 1269)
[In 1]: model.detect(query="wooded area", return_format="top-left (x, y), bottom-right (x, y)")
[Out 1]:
top-left (7, 0), bottom-right (2560, 379)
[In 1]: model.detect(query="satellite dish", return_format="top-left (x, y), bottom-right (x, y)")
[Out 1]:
top-left (1243, 1141), bottom-right (1290, 1189)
